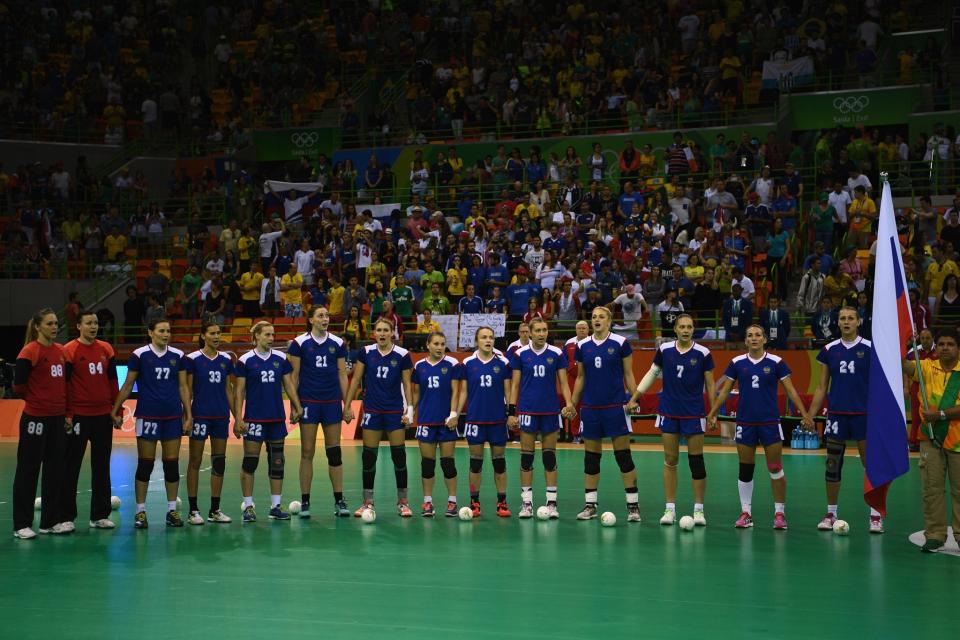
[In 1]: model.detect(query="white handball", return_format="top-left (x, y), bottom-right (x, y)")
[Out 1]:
top-left (536, 506), bottom-right (551, 521)
top-left (832, 519), bottom-right (850, 536)
top-left (111, 496), bottom-right (121, 510)
top-left (361, 508), bottom-right (377, 524)
top-left (288, 500), bottom-right (302, 515)
top-left (600, 511), bottom-right (617, 527)
top-left (34, 497), bottom-right (41, 511)
top-left (679, 515), bottom-right (695, 531)
top-left (458, 506), bottom-right (474, 521)
top-left (176, 497), bottom-right (182, 509)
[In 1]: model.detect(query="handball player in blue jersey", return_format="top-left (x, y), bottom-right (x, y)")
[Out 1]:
top-left (410, 332), bottom-right (462, 517)
top-left (287, 305), bottom-right (351, 519)
top-left (708, 325), bottom-right (813, 530)
top-left (507, 318), bottom-right (575, 519)
top-left (111, 319), bottom-right (192, 529)
top-left (183, 321), bottom-right (236, 525)
top-left (233, 321), bottom-right (303, 523)
top-left (571, 307), bottom-right (641, 522)
top-left (343, 318), bottom-right (414, 518)
top-left (628, 314), bottom-right (715, 526)
top-left (457, 326), bottom-right (513, 518)
top-left (808, 306), bottom-right (883, 533)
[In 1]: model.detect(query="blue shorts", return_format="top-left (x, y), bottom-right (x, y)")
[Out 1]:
top-left (518, 414), bottom-right (562, 434)
top-left (415, 424), bottom-right (459, 443)
top-left (580, 407), bottom-right (632, 440)
top-left (243, 421), bottom-right (288, 443)
top-left (361, 412), bottom-right (404, 432)
top-left (464, 422), bottom-right (508, 447)
top-left (824, 413), bottom-right (867, 441)
top-left (656, 416), bottom-right (706, 436)
top-left (135, 418), bottom-right (182, 441)
top-left (190, 419), bottom-right (229, 441)
top-left (301, 402), bottom-right (343, 426)
top-left (735, 423), bottom-right (784, 447)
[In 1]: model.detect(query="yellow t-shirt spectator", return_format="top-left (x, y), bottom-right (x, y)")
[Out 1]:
top-left (237, 236), bottom-right (255, 261)
top-left (847, 196), bottom-right (877, 233)
top-left (239, 271), bottom-right (264, 301)
top-left (926, 260), bottom-right (960, 300)
top-left (720, 55), bottom-right (742, 80)
top-left (416, 319), bottom-right (441, 334)
top-left (446, 267), bottom-right (467, 296)
top-left (327, 285), bottom-right (345, 316)
top-left (104, 233), bottom-right (127, 261)
top-left (281, 272), bottom-right (303, 305)
top-left (62, 219), bottom-right (82, 243)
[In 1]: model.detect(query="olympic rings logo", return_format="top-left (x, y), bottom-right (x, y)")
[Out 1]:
top-left (290, 131), bottom-right (320, 147)
top-left (833, 96), bottom-right (870, 114)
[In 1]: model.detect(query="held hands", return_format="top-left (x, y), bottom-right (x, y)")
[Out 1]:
top-left (111, 410), bottom-right (124, 430)
top-left (624, 400), bottom-right (638, 414)
top-left (290, 406), bottom-right (303, 424)
top-left (706, 413), bottom-right (718, 431)
top-left (445, 412), bottom-right (459, 429)
top-left (64, 417), bottom-right (74, 434)
top-left (234, 420), bottom-right (248, 439)
top-left (799, 414), bottom-right (814, 430)
top-left (560, 405), bottom-right (577, 420)
top-left (343, 405), bottom-right (355, 424)
top-left (507, 415), bottom-right (519, 429)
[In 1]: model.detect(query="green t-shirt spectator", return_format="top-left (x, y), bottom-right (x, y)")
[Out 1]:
top-left (810, 203), bottom-right (836, 233)
top-left (421, 291), bottom-right (450, 315)
top-left (181, 272), bottom-right (202, 301)
top-left (420, 270), bottom-right (445, 291)
top-left (390, 286), bottom-right (414, 318)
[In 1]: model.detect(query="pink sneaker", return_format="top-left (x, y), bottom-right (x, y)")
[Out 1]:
top-left (869, 515), bottom-right (884, 534)
top-left (817, 512), bottom-right (837, 531)
top-left (397, 501), bottom-right (413, 517)
top-left (734, 512), bottom-right (753, 528)
top-left (773, 512), bottom-right (788, 530)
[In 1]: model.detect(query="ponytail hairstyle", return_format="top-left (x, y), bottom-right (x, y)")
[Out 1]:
top-left (528, 317), bottom-right (549, 332)
top-left (306, 305), bottom-right (329, 333)
top-left (426, 331), bottom-right (446, 347)
top-left (199, 319), bottom-right (221, 349)
top-left (474, 325), bottom-right (495, 342)
top-left (373, 317), bottom-right (395, 333)
top-left (25, 307), bottom-right (57, 346)
top-left (250, 320), bottom-right (272, 343)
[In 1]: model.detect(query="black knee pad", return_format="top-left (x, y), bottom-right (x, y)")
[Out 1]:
top-left (440, 456), bottom-right (457, 479)
top-left (584, 450), bottom-right (601, 475)
top-left (362, 446), bottom-right (379, 472)
top-left (614, 449), bottom-right (635, 473)
top-left (267, 442), bottom-right (285, 480)
top-left (738, 462), bottom-right (755, 482)
top-left (688, 454), bottom-right (706, 480)
top-left (162, 458), bottom-right (179, 483)
top-left (390, 445), bottom-right (406, 471)
top-left (325, 445), bottom-right (342, 467)
top-left (135, 458), bottom-right (154, 482)
top-left (542, 449), bottom-right (557, 472)
top-left (825, 439), bottom-right (845, 483)
top-left (421, 456), bottom-right (436, 479)
top-left (469, 456), bottom-right (484, 474)
top-left (242, 454), bottom-right (259, 474)
top-left (492, 455), bottom-right (506, 474)
top-left (520, 450), bottom-right (535, 472)
top-left (211, 453), bottom-right (226, 477)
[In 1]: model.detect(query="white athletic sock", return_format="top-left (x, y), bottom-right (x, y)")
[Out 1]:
top-left (546, 487), bottom-right (557, 503)
top-left (521, 487), bottom-right (533, 504)
top-left (775, 502), bottom-right (785, 514)
top-left (665, 502), bottom-right (676, 511)
top-left (694, 503), bottom-right (704, 512)
top-left (447, 496), bottom-right (457, 504)
top-left (869, 508), bottom-right (881, 517)
top-left (167, 500), bottom-right (177, 511)
top-left (424, 495), bottom-right (432, 504)
top-left (136, 503), bottom-right (146, 514)
top-left (585, 490), bottom-right (598, 504)
top-left (626, 492), bottom-right (639, 504)
top-left (737, 480), bottom-right (753, 514)
top-left (271, 494), bottom-right (281, 508)
top-left (828, 504), bottom-right (838, 516)
top-left (243, 496), bottom-right (253, 508)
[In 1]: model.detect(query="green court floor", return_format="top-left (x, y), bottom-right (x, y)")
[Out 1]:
top-left (0, 441), bottom-right (954, 639)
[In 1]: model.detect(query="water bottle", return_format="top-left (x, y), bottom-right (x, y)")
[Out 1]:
top-left (790, 427), bottom-right (799, 449)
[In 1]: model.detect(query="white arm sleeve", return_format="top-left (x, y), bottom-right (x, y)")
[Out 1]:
top-left (636, 365), bottom-right (662, 394)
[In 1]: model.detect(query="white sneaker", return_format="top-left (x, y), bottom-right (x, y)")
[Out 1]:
top-left (13, 527), bottom-right (37, 539)
top-left (659, 508), bottom-right (676, 525)
top-left (869, 515), bottom-right (884, 534)
top-left (89, 519), bottom-right (116, 529)
top-left (518, 502), bottom-right (534, 519)
top-left (693, 509), bottom-right (707, 526)
top-left (60, 521), bottom-right (75, 533)
top-left (39, 523), bottom-right (71, 535)
top-left (207, 510), bottom-right (232, 523)
top-left (187, 510), bottom-right (205, 526)
top-left (546, 503), bottom-right (560, 519)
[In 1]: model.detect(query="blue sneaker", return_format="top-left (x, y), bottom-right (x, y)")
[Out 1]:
top-left (269, 505), bottom-right (291, 521)
top-left (299, 501), bottom-right (311, 519)
top-left (334, 499), bottom-right (350, 517)
top-left (242, 506), bottom-right (257, 523)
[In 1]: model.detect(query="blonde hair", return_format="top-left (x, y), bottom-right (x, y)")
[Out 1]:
top-left (592, 306), bottom-right (613, 321)
top-left (250, 321), bottom-right (273, 341)
top-left (25, 308), bottom-right (56, 346)
top-left (373, 317), bottom-right (395, 332)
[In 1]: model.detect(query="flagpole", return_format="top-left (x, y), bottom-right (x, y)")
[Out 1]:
top-left (910, 337), bottom-right (936, 441)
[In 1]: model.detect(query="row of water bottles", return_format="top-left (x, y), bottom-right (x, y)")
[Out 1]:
top-left (790, 427), bottom-right (821, 449)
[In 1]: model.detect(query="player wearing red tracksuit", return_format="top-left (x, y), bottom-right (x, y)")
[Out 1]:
top-left (12, 309), bottom-right (69, 539)
top-left (62, 311), bottom-right (119, 530)
top-left (563, 321), bottom-right (590, 442)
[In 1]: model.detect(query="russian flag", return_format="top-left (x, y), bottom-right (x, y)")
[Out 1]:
top-left (865, 181), bottom-right (912, 515)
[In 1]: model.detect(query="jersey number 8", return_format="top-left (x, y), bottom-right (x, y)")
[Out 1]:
top-left (26, 421), bottom-right (44, 435)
